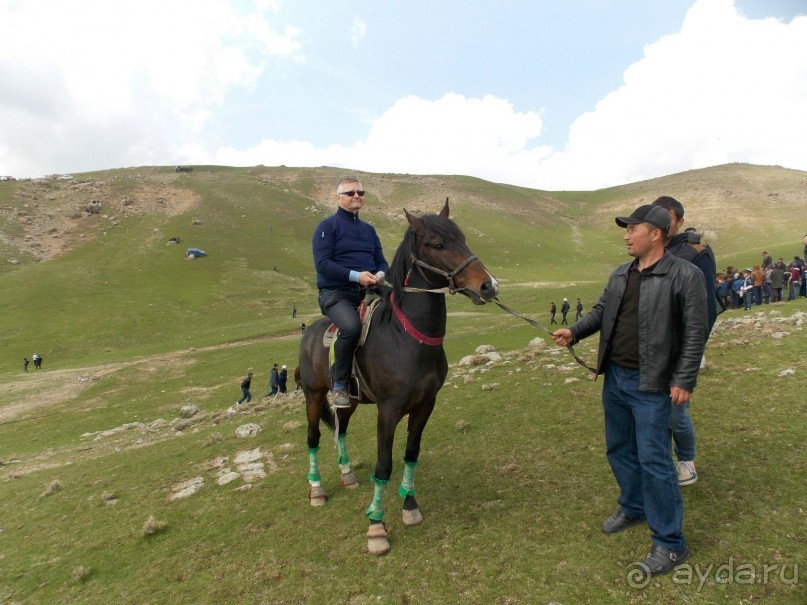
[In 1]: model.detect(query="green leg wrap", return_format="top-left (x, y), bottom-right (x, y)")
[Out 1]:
top-left (337, 433), bottom-right (350, 466)
top-left (307, 447), bottom-right (320, 483)
top-left (398, 460), bottom-right (418, 500)
top-left (365, 475), bottom-right (389, 522)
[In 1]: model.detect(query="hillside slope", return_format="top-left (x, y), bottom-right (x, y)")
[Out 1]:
top-left (0, 163), bottom-right (805, 367)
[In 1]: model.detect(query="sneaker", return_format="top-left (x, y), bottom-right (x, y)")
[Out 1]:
top-left (676, 460), bottom-right (698, 486)
top-left (601, 510), bottom-right (644, 534)
top-left (332, 391), bottom-right (351, 408)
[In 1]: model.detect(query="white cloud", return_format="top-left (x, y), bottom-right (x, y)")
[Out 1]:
top-left (350, 17), bottom-right (367, 49)
top-left (531, 0), bottom-right (807, 189)
top-left (209, 0), bottom-right (807, 190)
top-left (0, 0), bottom-right (301, 176)
top-left (2, 0), bottom-right (805, 189)
top-left (212, 93), bottom-right (553, 184)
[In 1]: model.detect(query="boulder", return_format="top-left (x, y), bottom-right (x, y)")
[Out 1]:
top-left (179, 404), bottom-right (201, 419)
top-left (235, 423), bottom-right (261, 438)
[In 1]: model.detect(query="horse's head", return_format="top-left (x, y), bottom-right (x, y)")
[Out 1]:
top-left (401, 199), bottom-right (499, 304)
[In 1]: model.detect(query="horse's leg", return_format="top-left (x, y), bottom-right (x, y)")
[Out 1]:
top-left (306, 390), bottom-right (327, 506)
top-left (336, 406), bottom-right (359, 489)
top-left (399, 397), bottom-right (436, 526)
top-left (365, 405), bottom-right (399, 555)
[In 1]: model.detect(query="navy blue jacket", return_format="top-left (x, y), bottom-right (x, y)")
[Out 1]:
top-left (312, 207), bottom-right (389, 290)
top-left (666, 232), bottom-right (717, 332)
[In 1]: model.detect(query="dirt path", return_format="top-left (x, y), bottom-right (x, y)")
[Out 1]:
top-left (0, 332), bottom-right (300, 425)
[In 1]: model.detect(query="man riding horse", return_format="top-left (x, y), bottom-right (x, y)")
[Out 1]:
top-left (312, 176), bottom-right (389, 408)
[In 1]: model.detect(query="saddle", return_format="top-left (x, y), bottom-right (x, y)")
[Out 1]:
top-left (322, 296), bottom-right (384, 403)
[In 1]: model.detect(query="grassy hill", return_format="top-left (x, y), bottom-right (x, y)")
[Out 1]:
top-left (1, 162), bottom-right (805, 368)
top-left (0, 163), bottom-right (805, 604)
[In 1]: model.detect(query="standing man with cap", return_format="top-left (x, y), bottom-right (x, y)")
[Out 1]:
top-left (279, 364), bottom-right (288, 394)
top-left (552, 204), bottom-right (708, 578)
top-left (312, 177), bottom-right (389, 408)
top-left (651, 196), bottom-right (717, 487)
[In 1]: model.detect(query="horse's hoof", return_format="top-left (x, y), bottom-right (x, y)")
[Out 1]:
top-left (402, 508), bottom-right (423, 526)
top-left (339, 471), bottom-right (359, 489)
top-left (307, 486), bottom-right (327, 507)
top-left (366, 523), bottom-right (390, 556)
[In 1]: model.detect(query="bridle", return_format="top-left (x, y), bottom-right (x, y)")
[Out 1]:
top-left (377, 249), bottom-right (480, 346)
top-left (380, 251), bottom-right (478, 295)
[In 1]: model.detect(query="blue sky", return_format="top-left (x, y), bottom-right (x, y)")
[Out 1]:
top-left (1, 0), bottom-right (805, 189)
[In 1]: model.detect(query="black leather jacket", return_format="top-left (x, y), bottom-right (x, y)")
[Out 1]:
top-left (570, 251), bottom-right (708, 393)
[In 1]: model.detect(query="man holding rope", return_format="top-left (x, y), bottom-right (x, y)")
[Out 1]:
top-left (551, 204), bottom-right (708, 579)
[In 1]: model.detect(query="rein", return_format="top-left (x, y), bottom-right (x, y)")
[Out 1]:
top-left (380, 244), bottom-right (594, 372)
top-left (491, 298), bottom-right (597, 374)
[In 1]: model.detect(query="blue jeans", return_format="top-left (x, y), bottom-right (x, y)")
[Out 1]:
top-left (743, 292), bottom-right (752, 310)
top-left (603, 363), bottom-right (686, 551)
top-left (238, 387), bottom-right (251, 404)
top-left (669, 401), bottom-right (696, 461)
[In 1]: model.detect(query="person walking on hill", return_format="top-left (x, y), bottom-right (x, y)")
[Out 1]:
top-left (279, 365), bottom-right (288, 394)
top-left (552, 203), bottom-right (707, 579)
top-left (312, 176), bottom-right (389, 408)
top-left (651, 196), bottom-right (717, 487)
top-left (550, 302), bottom-right (557, 325)
top-left (267, 363), bottom-right (280, 397)
top-left (560, 298), bottom-right (570, 325)
top-left (292, 306), bottom-right (297, 318)
top-left (575, 298), bottom-right (583, 321)
top-left (23, 357), bottom-right (29, 373)
top-left (237, 372), bottom-right (253, 405)
top-left (32, 353), bottom-right (42, 370)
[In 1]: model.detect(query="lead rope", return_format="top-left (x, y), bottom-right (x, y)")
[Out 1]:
top-left (491, 298), bottom-right (597, 374)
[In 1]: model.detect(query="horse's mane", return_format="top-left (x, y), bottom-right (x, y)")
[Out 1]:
top-left (383, 213), bottom-right (466, 307)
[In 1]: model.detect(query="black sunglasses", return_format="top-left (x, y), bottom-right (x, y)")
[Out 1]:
top-left (338, 190), bottom-right (365, 197)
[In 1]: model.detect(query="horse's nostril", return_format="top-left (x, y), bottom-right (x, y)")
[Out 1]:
top-left (481, 280), bottom-right (498, 298)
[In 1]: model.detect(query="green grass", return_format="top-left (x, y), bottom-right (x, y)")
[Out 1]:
top-left (1, 164), bottom-right (806, 604)
top-left (1, 303), bottom-right (805, 604)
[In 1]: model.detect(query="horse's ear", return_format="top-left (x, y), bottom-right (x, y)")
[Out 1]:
top-left (439, 197), bottom-right (450, 218)
top-left (404, 208), bottom-right (426, 235)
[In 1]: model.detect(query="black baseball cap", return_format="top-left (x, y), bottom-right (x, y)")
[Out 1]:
top-left (615, 204), bottom-right (671, 234)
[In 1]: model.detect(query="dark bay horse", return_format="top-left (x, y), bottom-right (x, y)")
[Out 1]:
top-left (298, 199), bottom-right (499, 555)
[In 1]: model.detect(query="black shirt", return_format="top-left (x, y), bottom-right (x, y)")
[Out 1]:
top-left (608, 259), bottom-right (660, 370)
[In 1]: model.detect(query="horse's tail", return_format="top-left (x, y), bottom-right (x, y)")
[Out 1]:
top-left (320, 401), bottom-right (336, 432)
